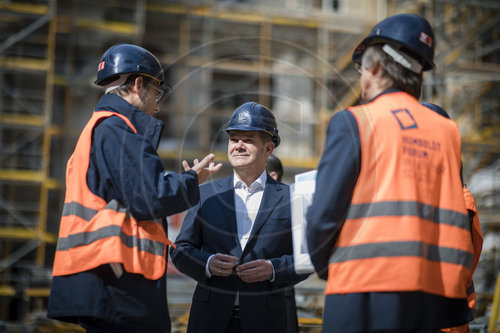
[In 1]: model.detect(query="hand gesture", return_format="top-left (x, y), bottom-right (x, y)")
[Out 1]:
top-left (182, 154), bottom-right (223, 184)
top-left (209, 253), bottom-right (239, 277)
top-left (236, 259), bottom-right (273, 283)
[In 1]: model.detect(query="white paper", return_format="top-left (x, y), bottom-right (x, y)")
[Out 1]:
top-left (290, 170), bottom-right (317, 274)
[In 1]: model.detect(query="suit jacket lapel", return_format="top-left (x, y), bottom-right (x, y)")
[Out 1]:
top-left (217, 175), bottom-right (242, 257)
top-left (244, 175), bottom-right (284, 253)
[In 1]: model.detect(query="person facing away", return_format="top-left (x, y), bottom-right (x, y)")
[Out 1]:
top-left (47, 44), bottom-right (221, 333)
top-left (306, 14), bottom-right (475, 332)
top-left (420, 102), bottom-right (484, 333)
top-left (170, 102), bottom-right (308, 333)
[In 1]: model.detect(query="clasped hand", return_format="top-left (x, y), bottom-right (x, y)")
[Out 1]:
top-left (209, 253), bottom-right (273, 283)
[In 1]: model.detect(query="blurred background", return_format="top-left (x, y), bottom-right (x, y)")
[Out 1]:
top-left (0, 0), bottom-right (499, 331)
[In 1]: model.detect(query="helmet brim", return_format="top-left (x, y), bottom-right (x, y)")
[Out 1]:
top-left (225, 127), bottom-right (280, 148)
top-left (352, 36), bottom-right (435, 71)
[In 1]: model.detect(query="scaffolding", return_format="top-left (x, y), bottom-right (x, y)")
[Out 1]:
top-left (0, 0), bottom-right (498, 328)
top-left (0, 0), bottom-right (57, 321)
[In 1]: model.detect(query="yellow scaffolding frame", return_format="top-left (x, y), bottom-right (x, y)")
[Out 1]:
top-left (489, 274), bottom-right (500, 332)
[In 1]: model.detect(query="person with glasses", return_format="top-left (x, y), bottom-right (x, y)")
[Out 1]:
top-left (47, 44), bottom-right (222, 333)
top-left (306, 14), bottom-right (475, 332)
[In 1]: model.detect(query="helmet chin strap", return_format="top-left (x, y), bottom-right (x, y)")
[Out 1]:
top-left (382, 44), bottom-right (423, 74)
top-left (104, 74), bottom-right (130, 94)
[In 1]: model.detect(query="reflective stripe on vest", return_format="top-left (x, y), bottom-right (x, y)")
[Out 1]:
top-left (347, 200), bottom-right (470, 230)
top-left (52, 111), bottom-right (173, 280)
top-left (57, 200), bottom-right (165, 256)
top-left (330, 241), bottom-right (473, 267)
top-left (326, 92), bottom-right (474, 298)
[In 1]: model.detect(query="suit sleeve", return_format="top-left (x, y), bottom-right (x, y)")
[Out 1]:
top-left (269, 254), bottom-right (310, 287)
top-left (170, 202), bottom-right (212, 283)
top-left (306, 110), bottom-right (361, 279)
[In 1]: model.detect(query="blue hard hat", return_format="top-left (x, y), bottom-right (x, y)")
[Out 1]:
top-left (353, 14), bottom-right (435, 71)
top-left (225, 102), bottom-right (281, 148)
top-left (95, 44), bottom-right (164, 86)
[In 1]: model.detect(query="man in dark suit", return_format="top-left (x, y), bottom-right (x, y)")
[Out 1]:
top-left (171, 102), bottom-right (307, 333)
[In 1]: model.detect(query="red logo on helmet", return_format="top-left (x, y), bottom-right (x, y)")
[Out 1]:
top-left (419, 32), bottom-right (433, 47)
top-left (98, 61), bottom-right (105, 71)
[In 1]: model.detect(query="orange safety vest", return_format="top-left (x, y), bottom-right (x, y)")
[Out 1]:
top-left (462, 186), bottom-right (483, 307)
top-left (52, 111), bottom-right (174, 280)
top-left (440, 187), bottom-right (483, 333)
top-left (326, 92), bottom-right (474, 299)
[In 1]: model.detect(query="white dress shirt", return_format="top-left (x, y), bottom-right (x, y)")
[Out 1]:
top-left (233, 170), bottom-right (266, 250)
top-left (205, 171), bottom-right (275, 282)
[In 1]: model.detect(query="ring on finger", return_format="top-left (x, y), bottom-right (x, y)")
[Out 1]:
top-left (218, 267), bottom-right (222, 275)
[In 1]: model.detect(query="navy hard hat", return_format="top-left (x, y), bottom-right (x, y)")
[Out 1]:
top-left (421, 102), bottom-right (450, 119)
top-left (225, 102), bottom-right (281, 148)
top-left (353, 14), bottom-right (435, 71)
top-left (95, 44), bottom-right (164, 86)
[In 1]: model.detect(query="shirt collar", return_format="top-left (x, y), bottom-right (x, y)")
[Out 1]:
top-left (233, 170), bottom-right (267, 191)
top-left (94, 94), bottom-right (164, 149)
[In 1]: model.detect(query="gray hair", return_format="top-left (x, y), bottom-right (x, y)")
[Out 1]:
top-left (106, 75), bottom-right (154, 98)
top-left (362, 44), bottom-right (423, 99)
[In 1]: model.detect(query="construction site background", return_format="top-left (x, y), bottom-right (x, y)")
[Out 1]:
top-left (0, 0), bottom-right (498, 332)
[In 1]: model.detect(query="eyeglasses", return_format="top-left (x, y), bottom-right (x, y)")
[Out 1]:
top-left (149, 84), bottom-right (168, 103)
top-left (355, 63), bottom-right (363, 75)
